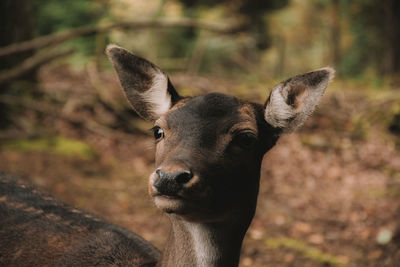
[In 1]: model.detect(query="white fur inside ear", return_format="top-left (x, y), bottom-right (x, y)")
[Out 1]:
top-left (264, 84), bottom-right (294, 129)
top-left (141, 70), bottom-right (171, 117)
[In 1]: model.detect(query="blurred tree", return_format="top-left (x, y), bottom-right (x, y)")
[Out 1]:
top-left (150, 0), bottom-right (289, 75)
top-left (32, 0), bottom-right (110, 56)
top-left (0, 0), bottom-right (35, 79)
top-left (0, 0), bottom-right (109, 129)
top-left (330, 0), bottom-right (341, 70)
top-left (178, 0), bottom-right (289, 50)
top-left (341, 0), bottom-right (400, 76)
top-left (234, 0), bottom-right (289, 50)
top-left (0, 0), bottom-right (36, 128)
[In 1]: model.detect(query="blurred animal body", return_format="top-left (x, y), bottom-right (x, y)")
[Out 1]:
top-left (0, 45), bottom-right (333, 266)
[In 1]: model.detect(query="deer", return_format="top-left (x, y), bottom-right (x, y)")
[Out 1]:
top-left (0, 44), bottom-right (333, 267)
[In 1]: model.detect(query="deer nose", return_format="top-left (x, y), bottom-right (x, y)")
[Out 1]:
top-left (153, 169), bottom-right (193, 196)
top-left (155, 169), bottom-right (193, 184)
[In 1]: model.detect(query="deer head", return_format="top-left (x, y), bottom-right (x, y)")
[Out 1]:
top-left (107, 44), bottom-right (333, 265)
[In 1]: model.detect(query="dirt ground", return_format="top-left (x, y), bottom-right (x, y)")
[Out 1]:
top-left (1, 65), bottom-right (399, 266)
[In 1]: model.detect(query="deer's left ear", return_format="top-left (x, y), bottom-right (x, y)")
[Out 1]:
top-left (106, 45), bottom-right (181, 121)
top-left (264, 68), bottom-right (334, 134)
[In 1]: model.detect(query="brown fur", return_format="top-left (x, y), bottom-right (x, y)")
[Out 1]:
top-left (0, 174), bottom-right (160, 267)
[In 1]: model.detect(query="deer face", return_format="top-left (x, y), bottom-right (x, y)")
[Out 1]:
top-left (149, 93), bottom-right (277, 222)
top-left (107, 45), bottom-right (333, 224)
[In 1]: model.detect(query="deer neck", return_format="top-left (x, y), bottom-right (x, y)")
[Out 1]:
top-left (157, 215), bottom-right (250, 267)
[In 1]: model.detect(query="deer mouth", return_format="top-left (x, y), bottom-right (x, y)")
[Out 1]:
top-left (152, 191), bottom-right (184, 200)
top-left (150, 184), bottom-right (198, 214)
top-left (152, 193), bottom-right (193, 214)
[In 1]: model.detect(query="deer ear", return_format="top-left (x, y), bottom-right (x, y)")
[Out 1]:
top-left (264, 67), bottom-right (334, 134)
top-left (106, 45), bottom-right (181, 121)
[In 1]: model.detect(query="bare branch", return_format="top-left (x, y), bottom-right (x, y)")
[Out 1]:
top-left (0, 48), bottom-right (75, 85)
top-left (0, 18), bottom-right (242, 57)
top-left (0, 95), bottom-right (137, 143)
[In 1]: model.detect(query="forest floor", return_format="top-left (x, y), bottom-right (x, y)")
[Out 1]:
top-left (0, 65), bottom-right (400, 266)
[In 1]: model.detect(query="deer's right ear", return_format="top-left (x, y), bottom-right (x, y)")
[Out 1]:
top-left (106, 45), bottom-right (181, 121)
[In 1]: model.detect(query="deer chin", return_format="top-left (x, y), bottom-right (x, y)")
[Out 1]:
top-left (153, 195), bottom-right (193, 215)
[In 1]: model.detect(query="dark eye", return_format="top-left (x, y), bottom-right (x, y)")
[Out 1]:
top-left (152, 126), bottom-right (164, 141)
top-left (232, 132), bottom-right (257, 149)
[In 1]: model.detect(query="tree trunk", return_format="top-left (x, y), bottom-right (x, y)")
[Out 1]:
top-left (331, 0), bottom-right (341, 71)
top-left (0, 0), bottom-right (35, 128)
top-left (0, 0), bottom-right (35, 80)
top-left (383, 0), bottom-right (400, 75)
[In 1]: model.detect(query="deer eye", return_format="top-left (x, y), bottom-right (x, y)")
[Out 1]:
top-left (232, 132), bottom-right (257, 149)
top-left (152, 126), bottom-right (164, 141)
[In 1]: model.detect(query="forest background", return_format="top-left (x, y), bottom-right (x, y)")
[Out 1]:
top-left (1, 0), bottom-right (400, 266)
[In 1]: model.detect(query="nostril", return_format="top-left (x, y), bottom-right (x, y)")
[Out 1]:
top-left (174, 171), bottom-right (193, 184)
top-left (156, 168), bottom-right (164, 178)
top-left (155, 169), bottom-right (193, 185)
top-left (153, 169), bottom-right (190, 196)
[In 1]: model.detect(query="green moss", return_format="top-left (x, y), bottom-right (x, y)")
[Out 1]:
top-left (1, 136), bottom-right (96, 159)
top-left (266, 237), bottom-right (347, 266)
